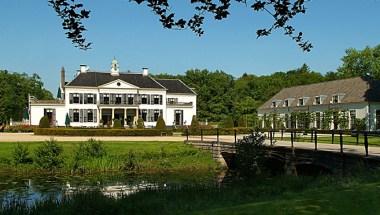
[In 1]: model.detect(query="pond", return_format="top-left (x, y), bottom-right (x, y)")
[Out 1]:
top-left (0, 170), bottom-right (227, 207)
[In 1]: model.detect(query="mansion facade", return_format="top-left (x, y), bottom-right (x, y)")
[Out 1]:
top-left (29, 60), bottom-right (197, 128)
top-left (258, 76), bottom-right (380, 131)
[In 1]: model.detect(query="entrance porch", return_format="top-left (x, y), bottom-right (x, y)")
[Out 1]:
top-left (100, 108), bottom-right (138, 128)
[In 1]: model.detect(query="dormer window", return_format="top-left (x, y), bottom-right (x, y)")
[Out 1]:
top-left (332, 95), bottom-right (339, 104)
top-left (298, 98), bottom-right (304, 106)
top-left (315, 96), bottom-right (321, 105)
top-left (284, 100), bottom-right (289, 107)
top-left (272, 101), bottom-right (277, 108)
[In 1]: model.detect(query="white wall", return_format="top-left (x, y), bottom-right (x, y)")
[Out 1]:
top-left (30, 105), bottom-right (66, 126)
top-left (165, 94), bottom-right (197, 126)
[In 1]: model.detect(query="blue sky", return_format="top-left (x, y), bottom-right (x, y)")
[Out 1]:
top-left (0, 0), bottom-right (380, 94)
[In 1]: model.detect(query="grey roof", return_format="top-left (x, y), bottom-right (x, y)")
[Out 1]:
top-left (258, 76), bottom-right (380, 111)
top-left (156, 79), bottom-right (196, 94)
top-left (67, 72), bottom-right (165, 89)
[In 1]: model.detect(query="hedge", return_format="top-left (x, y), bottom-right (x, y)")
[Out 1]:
top-left (4, 125), bottom-right (37, 133)
top-left (186, 127), bottom-right (254, 136)
top-left (34, 128), bottom-right (173, 136)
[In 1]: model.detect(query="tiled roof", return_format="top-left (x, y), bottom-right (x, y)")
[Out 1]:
top-left (67, 72), bottom-right (165, 89)
top-left (156, 79), bottom-right (196, 94)
top-left (258, 76), bottom-right (380, 111)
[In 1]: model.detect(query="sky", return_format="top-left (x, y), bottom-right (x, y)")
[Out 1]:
top-left (0, 0), bottom-right (380, 94)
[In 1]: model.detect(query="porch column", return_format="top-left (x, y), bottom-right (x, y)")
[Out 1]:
top-left (112, 108), bottom-right (115, 126)
top-left (124, 108), bottom-right (127, 127)
top-left (136, 108), bottom-right (139, 119)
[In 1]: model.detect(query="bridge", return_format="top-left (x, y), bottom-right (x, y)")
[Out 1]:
top-left (185, 130), bottom-right (380, 175)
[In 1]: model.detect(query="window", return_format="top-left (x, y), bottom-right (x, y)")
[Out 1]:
top-left (332, 95), bottom-right (339, 104)
top-left (272, 101), bottom-right (276, 108)
top-left (115, 94), bottom-right (122, 104)
top-left (87, 94), bottom-right (94, 104)
top-left (128, 94), bottom-right (134, 105)
top-left (141, 109), bottom-right (147, 121)
top-left (103, 94), bottom-right (109, 104)
top-left (73, 109), bottom-right (80, 122)
top-left (315, 96), bottom-right (321, 105)
top-left (284, 100), bottom-right (289, 107)
top-left (141, 95), bottom-right (148, 104)
top-left (153, 95), bottom-right (160, 104)
top-left (298, 98), bottom-right (304, 106)
top-left (168, 98), bottom-right (177, 104)
top-left (316, 112), bottom-right (321, 129)
top-left (376, 110), bottom-right (380, 130)
top-left (154, 109), bottom-right (160, 121)
top-left (73, 93), bottom-right (80, 104)
top-left (350, 110), bottom-right (356, 129)
top-left (87, 110), bottom-right (94, 122)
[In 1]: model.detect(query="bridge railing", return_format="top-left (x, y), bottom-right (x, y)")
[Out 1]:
top-left (184, 128), bottom-right (380, 157)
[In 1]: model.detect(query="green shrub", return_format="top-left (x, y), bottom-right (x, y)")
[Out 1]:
top-left (354, 118), bottom-right (367, 131)
top-left (39, 116), bottom-right (50, 128)
top-left (83, 138), bottom-right (107, 158)
top-left (155, 116), bottom-right (166, 129)
top-left (34, 128), bottom-right (173, 136)
top-left (122, 151), bottom-right (139, 171)
top-left (137, 117), bottom-right (145, 129)
top-left (12, 143), bottom-right (32, 165)
top-left (34, 138), bottom-right (63, 170)
top-left (190, 115), bottom-right (200, 131)
top-left (113, 119), bottom-right (122, 129)
top-left (222, 116), bottom-right (234, 128)
top-left (4, 125), bottom-right (36, 133)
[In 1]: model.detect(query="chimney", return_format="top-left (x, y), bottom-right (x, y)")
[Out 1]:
top-left (60, 67), bottom-right (65, 89)
top-left (80, 64), bottom-right (89, 73)
top-left (60, 67), bottom-right (65, 100)
top-left (142, 68), bottom-right (149, 76)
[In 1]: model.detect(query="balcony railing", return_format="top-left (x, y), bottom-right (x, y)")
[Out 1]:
top-left (167, 101), bottom-right (193, 106)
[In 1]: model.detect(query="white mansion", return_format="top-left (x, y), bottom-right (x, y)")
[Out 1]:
top-left (29, 59), bottom-right (197, 128)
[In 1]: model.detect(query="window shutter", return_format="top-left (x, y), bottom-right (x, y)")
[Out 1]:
top-left (93, 94), bottom-right (97, 104)
top-left (160, 110), bottom-right (163, 116)
top-left (84, 109), bottom-right (88, 122)
top-left (80, 109), bottom-right (84, 123)
top-left (94, 109), bottom-right (97, 123)
top-left (148, 95), bottom-right (151, 105)
top-left (79, 94), bottom-right (83, 104)
top-left (69, 109), bottom-right (73, 121)
top-left (69, 94), bottom-right (73, 104)
top-left (160, 95), bottom-right (163, 105)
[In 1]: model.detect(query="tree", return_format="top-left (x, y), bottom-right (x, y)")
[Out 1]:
top-left (190, 115), bottom-right (200, 130)
top-left (65, 113), bottom-right (70, 127)
top-left (39, 116), bottom-right (51, 128)
top-left (0, 71), bottom-right (53, 124)
top-left (48, 0), bottom-right (312, 51)
top-left (222, 116), bottom-right (234, 128)
top-left (337, 45), bottom-right (380, 79)
top-left (155, 116), bottom-right (166, 129)
top-left (137, 117), bottom-right (145, 129)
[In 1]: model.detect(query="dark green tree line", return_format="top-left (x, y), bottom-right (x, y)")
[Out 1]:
top-left (0, 70), bottom-right (53, 124)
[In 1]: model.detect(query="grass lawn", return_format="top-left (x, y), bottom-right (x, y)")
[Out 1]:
top-left (275, 134), bottom-right (380, 146)
top-left (0, 140), bottom-right (218, 174)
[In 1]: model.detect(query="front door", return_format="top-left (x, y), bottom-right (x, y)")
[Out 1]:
top-left (175, 110), bottom-right (183, 126)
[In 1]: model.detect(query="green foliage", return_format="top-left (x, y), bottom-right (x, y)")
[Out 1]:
top-left (39, 116), bottom-right (50, 128)
top-left (238, 115), bottom-right (247, 127)
top-left (0, 71), bottom-right (53, 123)
top-left (236, 133), bottom-right (266, 176)
top-left (34, 128), bottom-right (173, 136)
top-left (338, 111), bottom-right (349, 130)
top-left (71, 138), bottom-right (107, 172)
top-left (322, 111), bottom-right (333, 130)
top-left (337, 45), bottom-right (380, 79)
top-left (113, 119), bottom-right (122, 129)
top-left (190, 115), bottom-right (200, 130)
top-left (34, 138), bottom-right (63, 170)
top-left (4, 125), bottom-right (36, 133)
top-left (155, 116), bottom-right (166, 129)
top-left (222, 116), bottom-right (234, 128)
top-left (12, 143), bottom-right (32, 165)
top-left (122, 151), bottom-right (140, 171)
top-left (137, 117), bottom-right (145, 129)
top-left (354, 118), bottom-right (367, 131)
top-left (65, 113), bottom-right (70, 127)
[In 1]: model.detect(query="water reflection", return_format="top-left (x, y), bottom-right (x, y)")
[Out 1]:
top-left (0, 170), bottom-right (221, 205)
